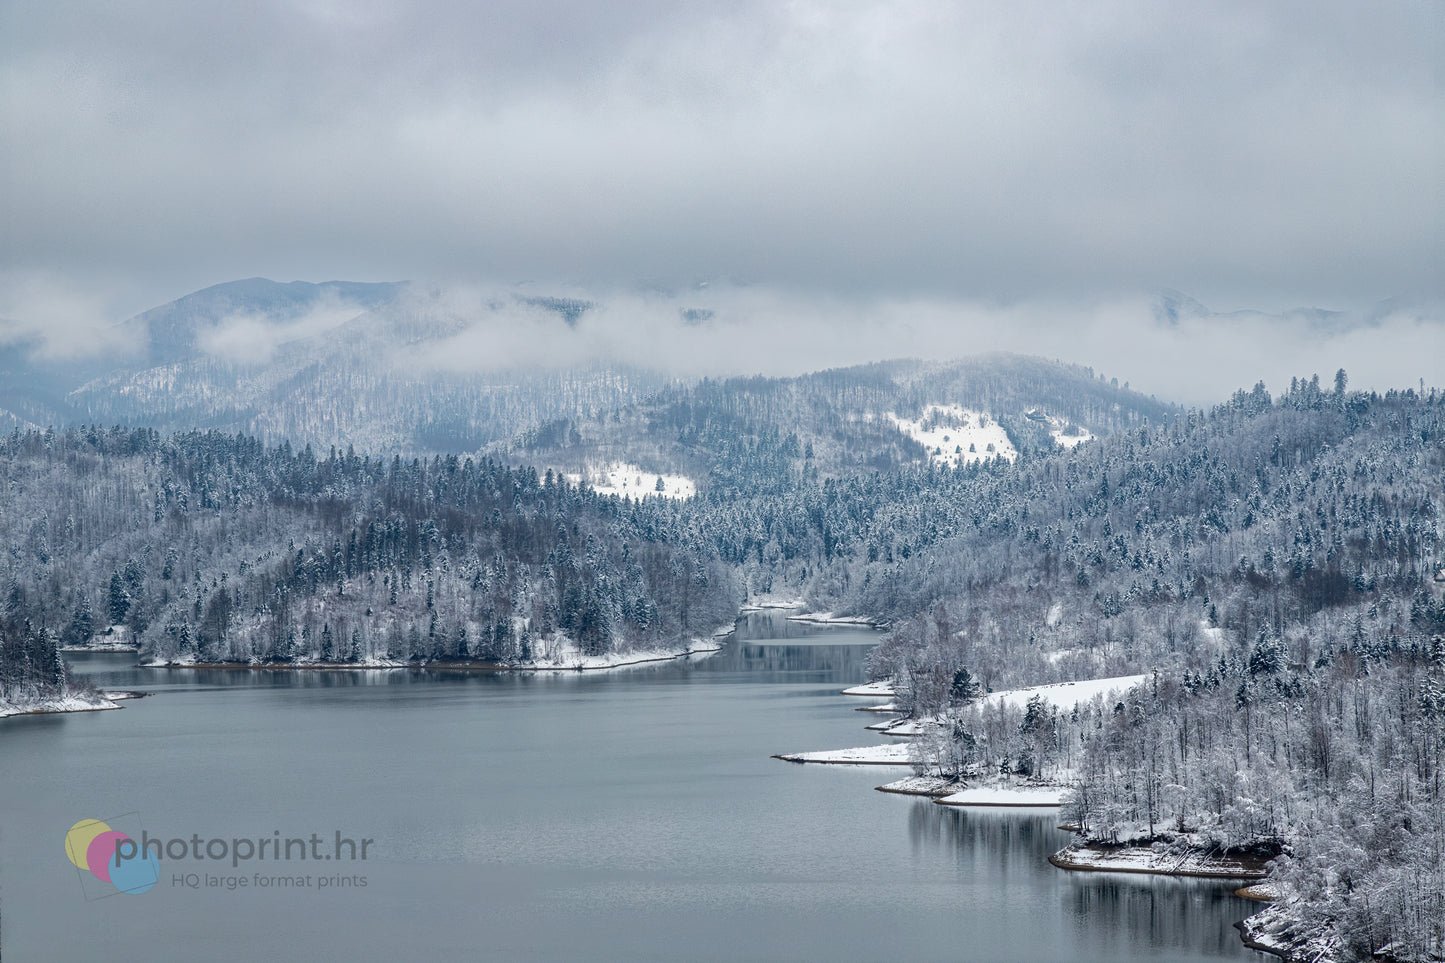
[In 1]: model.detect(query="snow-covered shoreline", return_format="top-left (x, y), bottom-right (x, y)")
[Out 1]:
top-left (0, 693), bottom-right (121, 718)
top-left (141, 624), bottom-right (738, 673)
top-left (786, 612), bottom-right (886, 627)
top-left (936, 783), bottom-right (1067, 807)
top-left (773, 742), bottom-right (914, 766)
top-left (738, 596), bottom-right (806, 612)
top-left (840, 679), bottom-right (896, 697)
top-left (1048, 841), bottom-right (1269, 879)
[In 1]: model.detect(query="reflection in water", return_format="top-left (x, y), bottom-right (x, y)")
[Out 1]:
top-left (910, 802), bottom-right (1266, 960)
top-left (1066, 873), bottom-right (1260, 959)
top-left (66, 610), bottom-right (884, 695)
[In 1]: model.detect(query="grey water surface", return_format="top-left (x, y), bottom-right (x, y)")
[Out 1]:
top-left (0, 613), bottom-right (1267, 961)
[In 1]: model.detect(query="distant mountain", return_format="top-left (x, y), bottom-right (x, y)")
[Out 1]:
top-left (509, 355), bottom-right (1181, 496)
top-left (0, 278), bottom-right (676, 453)
top-left (1150, 289), bottom-right (1442, 335)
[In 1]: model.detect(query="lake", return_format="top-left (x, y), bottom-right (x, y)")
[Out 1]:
top-left (0, 612), bottom-right (1267, 961)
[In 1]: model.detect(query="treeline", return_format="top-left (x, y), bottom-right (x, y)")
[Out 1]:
top-left (0, 426), bottom-right (739, 672)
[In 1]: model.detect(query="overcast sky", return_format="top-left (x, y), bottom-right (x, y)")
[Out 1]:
top-left (1, 0), bottom-right (1441, 398)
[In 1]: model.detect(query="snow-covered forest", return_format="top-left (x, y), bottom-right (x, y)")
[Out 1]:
top-left (2, 366), bottom-right (1442, 960)
top-left (0, 428), bottom-right (740, 671)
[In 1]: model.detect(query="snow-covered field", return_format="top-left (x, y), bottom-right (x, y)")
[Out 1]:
top-left (980, 674), bottom-right (1150, 711)
top-left (887, 404), bottom-right (1018, 466)
top-left (565, 462), bottom-right (696, 500)
top-left (774, 742), bottom-right (914, 765)
top-left (868, 674), bottom-right (1150, 736)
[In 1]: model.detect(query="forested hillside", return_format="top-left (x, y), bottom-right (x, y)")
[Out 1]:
top-left (0, 428), bottom-right (739, 676)
top-left (1, 368), bottom-right (1441, 960)
top-left (513, 354), bottom-right (1177, 493)
top-left (0, 278), bottom-right (677, 452)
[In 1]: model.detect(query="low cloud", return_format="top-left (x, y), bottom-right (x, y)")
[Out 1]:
top-left (0, 270), bottom-right (139, 361)
top-left (405, 283), bottom-right (1444, 407)
top-left (196, 299), bottom-right (373, 365)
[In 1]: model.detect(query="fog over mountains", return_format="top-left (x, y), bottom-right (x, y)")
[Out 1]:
top-left (2, 277), bottom-right (1439, 458)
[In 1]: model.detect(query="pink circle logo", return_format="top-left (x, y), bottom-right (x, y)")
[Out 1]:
top-left (65, 818), bottom-right (159, 895)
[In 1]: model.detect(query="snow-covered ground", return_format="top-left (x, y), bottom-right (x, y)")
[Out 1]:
top-left (887, 404), bottom-right (1018, 466)
top-left (738, 595), bottom-right (806, 611)
top-left (773, 742), bottom-right (914, 766)
top-left (1035, 411), bottom-right (1095, 449)
top-left (511, 623), bottom-right (734, 671)
top-left (61, 625), bottom-right (139, 652)
top-left (936, 783), bottom-right (1067, 807)
top-left (840, 679), bottom-right (896, 697)
top-left (1049, 842), bottom-right (1268, 879)
top-left (868, 674), bottom-right (1150, 736)
top-left (786, 611), bottom-right (883, 627)
top-left (1, 693), bottom-right (121, 718)
top-left (981, 674), bottom-right (1150, 711)
top-left (512, 641), bottom-right (723, 672)
top-left (565, 462), bottom-right (696, 500)
top-left (876, 775), bottom-right (966, 796)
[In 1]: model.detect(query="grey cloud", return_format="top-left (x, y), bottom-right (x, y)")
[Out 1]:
top-left (1, 0), bottom-right (1440, 349)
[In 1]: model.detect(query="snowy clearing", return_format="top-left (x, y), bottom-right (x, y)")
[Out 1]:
top-left (868, 674), bottom-right (1151, 736)
top-left (980, 674), bottom-right (1151, 712)
top-left (565, 462), bottom-right (696, 500)
top-left (1030, 410), bottom-right (1094, 449)
top-left (773, 742), bottom-right (914, 766)
top-left (887, 404), bottom-right (1018, 466)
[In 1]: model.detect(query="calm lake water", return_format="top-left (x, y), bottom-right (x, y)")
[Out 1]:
top-left (1, 613), bottom-right (1267, 961)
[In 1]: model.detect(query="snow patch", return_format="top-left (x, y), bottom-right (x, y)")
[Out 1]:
top-left (886, 405), bottom-right (1017, 466)
top-left (841, 679), bottom-right (896, 697)
top-left (936, 783), bottom-right (1067, 807)
top-left (774, 742), bottom-right (914, 766)
top-left (565, 462), bottom-right (696, 500)
top-left (786, 612), bottom-right (882, 626)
